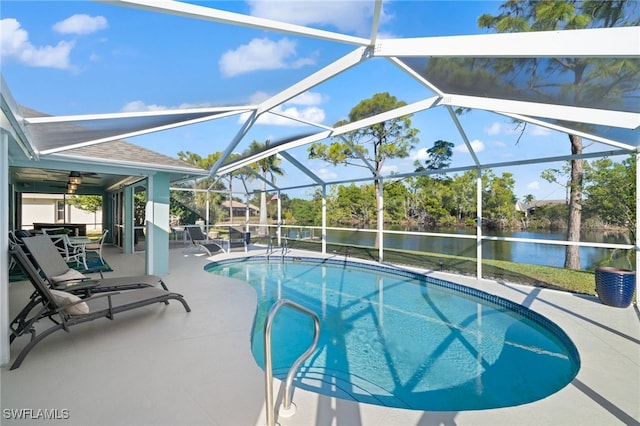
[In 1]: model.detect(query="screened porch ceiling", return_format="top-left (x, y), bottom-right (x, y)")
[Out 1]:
top-left (7, 0), bottom-right (640, 195)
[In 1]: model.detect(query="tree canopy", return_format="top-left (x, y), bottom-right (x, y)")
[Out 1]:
top-left (308, 92), bottom-right (419, 174)
top-left (476, 0), bottom-right (639, 269)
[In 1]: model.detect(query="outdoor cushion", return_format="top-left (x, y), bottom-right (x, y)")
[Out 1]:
top-left (51, 269), bottom-right (87, 283)
top-left (22, 235), bottom-right (170, 293)
top-left (49, 289), bottom-right (90, 315)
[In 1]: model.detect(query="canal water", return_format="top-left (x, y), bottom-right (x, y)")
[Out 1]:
top-left (312, 227), bottom-right (632, 271)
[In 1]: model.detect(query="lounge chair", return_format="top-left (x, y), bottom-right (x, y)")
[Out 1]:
top-left (186, 226), bottom-right (225, 255)
top-left (7, 244), bottom-right (191, 370)
top-left (21, 235), bottom-right (169, 294)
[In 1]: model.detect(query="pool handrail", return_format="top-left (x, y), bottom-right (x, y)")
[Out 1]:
top-left (263, 299), bottom-right (320, 426)
top-left (266, 236), bottom-right (288, 261)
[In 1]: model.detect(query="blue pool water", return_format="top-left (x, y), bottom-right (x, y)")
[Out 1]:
top-left (206, 257), bottom-right (580, 411)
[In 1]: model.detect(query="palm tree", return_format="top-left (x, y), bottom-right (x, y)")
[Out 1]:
top-left (246, 140), bottom-right (285, 234)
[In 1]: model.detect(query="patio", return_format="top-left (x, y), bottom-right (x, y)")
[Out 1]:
top-left (2, 243), bottom-right (638, 426)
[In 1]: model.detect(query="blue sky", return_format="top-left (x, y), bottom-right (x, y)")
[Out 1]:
top-left (1, 0), bottom-right (591, 201)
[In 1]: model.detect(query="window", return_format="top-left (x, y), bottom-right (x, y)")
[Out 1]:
top-left (56, 200), bottom-right (65, 222)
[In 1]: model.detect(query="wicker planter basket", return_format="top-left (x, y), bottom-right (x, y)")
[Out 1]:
top-left (594, 266), bottom-right (636, 308)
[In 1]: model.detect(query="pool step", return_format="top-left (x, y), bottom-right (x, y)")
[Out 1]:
top-left (273, 367), bottom-right (411, 409)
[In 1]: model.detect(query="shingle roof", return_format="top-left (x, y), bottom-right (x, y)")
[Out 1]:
top-left (63, 139), bottom-right (198, 170)
top-left (221, 200), bottom-right (259, 211)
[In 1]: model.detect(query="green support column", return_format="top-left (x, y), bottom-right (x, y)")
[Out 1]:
top-left (146, 173), bottom-right (170, 276)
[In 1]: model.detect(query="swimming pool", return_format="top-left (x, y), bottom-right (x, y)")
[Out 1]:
top-left (206, 256), bottom-right (580, 411)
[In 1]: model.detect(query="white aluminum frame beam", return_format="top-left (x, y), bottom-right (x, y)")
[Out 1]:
top-left (501, 112), bottom-right (638, 151)
top-left (1, 77), bottom-right (37, 160)
top-left (216, 130), bottom-right (332, 176)
top-left (24, 106), bottom-right (252, 124)
top-left (215, 96), bottom-right (442, 176)
top-left (447, 106), bottom-right (481, 167)
top-left (243, 167), bottom-right (279, 191)
top-left (33, 109), bottom-right (251, 155)
top-left (388, 56), bottom-right (445, 96)
top-left (259, 47), bottom-right (372, 114)
top-left (387, 148), bottom-right (629, 182)
top-left (340, 136), bottom-right (379, 177)
top-left (279, 151), bottom-right (325, 186)
top-left (375, 27), bottom-right (640, 58)
top-left (441, 94), bottom-right (640, 130)
top-left (265, 110), bottom-right (333, 131)
top-left (209, 111), bottom-right (259, 178)
top-left (369, 0), bottom-right (383, 43)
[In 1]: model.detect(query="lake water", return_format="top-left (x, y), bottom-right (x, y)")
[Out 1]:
top-left (294, 227), bottom-right (631, 271)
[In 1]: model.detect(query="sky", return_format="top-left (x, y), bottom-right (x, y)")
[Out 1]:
top-left (0, 0), bottom-right (622, 201)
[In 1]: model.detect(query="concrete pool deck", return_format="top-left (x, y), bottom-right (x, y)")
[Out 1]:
top-left (2, 243), bottom-right (639, 425)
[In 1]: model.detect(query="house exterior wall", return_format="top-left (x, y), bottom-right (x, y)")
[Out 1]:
top-left (21, 193), bottom-right (103, 231)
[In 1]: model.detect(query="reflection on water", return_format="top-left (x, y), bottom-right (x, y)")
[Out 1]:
top-left (323, 227), bottom-right (631, 270)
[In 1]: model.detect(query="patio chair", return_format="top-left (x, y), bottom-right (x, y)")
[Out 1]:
top-left (7, 243), bottom-right (191, 370)
top-left (85, 229), bottom-right (109, 265)
top-left (21, 235), bottom-right (169, 294)
top-left (228, 226), bottom-right (250, 253)
top-left (42, 228), bottom-right (87, 269)
top-left (186, 225), bottom-right (224, 255)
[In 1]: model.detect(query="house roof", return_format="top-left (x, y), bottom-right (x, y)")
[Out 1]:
top-left (62, 139), bottom-right (202, 173)
top-left (221, 200), bottom-right (259, 211)
top-left (516, 199), bottom-right (567, 212)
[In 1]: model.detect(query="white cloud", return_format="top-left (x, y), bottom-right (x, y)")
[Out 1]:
top-left (527, 181), bottom-right (540, 190)
top-left (247, 0), bottom-right (386, 36)
top-left (381, 164), bottom-right (398, 175)
top-left (529, 124), bottom-right (551, 136)
top-left (315, 167), bottom-right (337, 180)
top-left (120, 100), bottom-right (212, 112)
top-left (240, 106), bottom-right (325, 126)
top-left (219, 37), bottom-right (314, 77)
top-left (486, 120), bottom-right (537, 136)
top-left (249, 90), bottom-right (326, 107)
top-left (272, 105), bottom-right (326, 124)
top-left (290, 91), bottom-right (326, 106)
top-left (454, 139), bottom-right (485, 153)
top-left (248, 91), bottom-right (271, 104)
top-left (121, 101), bottom-right (167, 112)
top-left (410, 147), bottom-right (429, 162)
top-left (376, 30), bottom-right (397, 40)
top-left (53, 14), bottom-right (108, 35)
top-left (1, 18), bottom-right (74, 69)
top-left (485, 122), bottom-right (502, 136)
top-left (239, 90), bottom-right (326, 126)
top-left (122, 93), bottom-right (326, 127)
